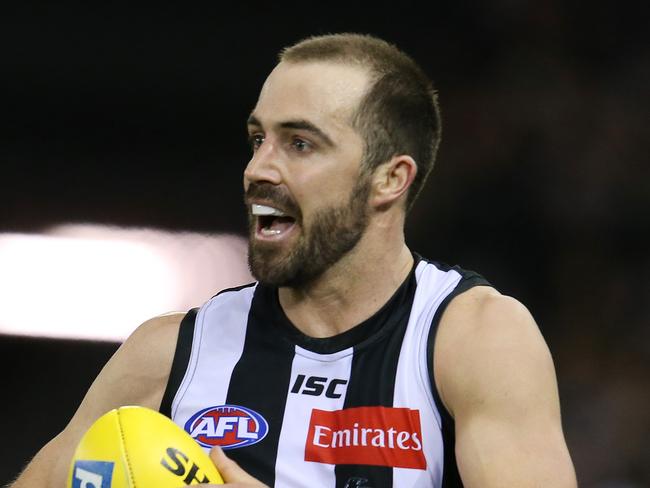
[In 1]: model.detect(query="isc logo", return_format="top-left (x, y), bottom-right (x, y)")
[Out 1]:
top-left (184, 404), bottom-right (269, 449)
top-left (71, 460), bottom-right (114, 488)
top-left (291, 374), bottom-right (348, 399)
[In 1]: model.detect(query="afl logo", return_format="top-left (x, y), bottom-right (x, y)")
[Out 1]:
top-left (185, 404), bottom-right (269, 450)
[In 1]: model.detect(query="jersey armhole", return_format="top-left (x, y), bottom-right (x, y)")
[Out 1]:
top-left (426, 273), bottom-right (491, 487)
top-left (159, 307), bottom-right (198, 418)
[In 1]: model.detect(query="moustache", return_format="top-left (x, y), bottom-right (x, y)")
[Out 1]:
top-left (244, 183), bottom-right (301, 219)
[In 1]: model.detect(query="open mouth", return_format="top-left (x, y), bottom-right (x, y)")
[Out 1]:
top-left (252, 204), bottom-right (298, 240)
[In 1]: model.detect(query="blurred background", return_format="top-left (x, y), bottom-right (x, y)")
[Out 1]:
top-left (1, 2), bottom-right (648, 486)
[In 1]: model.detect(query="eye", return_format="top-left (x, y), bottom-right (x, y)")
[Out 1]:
top-left (248, 134), bottom-right (264, 151)
top-left (291, 137), bottom-right (311, 152)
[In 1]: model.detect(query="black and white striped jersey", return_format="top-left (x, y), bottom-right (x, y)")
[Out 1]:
top-left (160, 256), bottom-right (489, 488)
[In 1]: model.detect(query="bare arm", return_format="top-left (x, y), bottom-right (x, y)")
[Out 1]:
top-left (9, 312), bottom-right (183, 488)
top-left (435, 287), bottom-right (577, 487)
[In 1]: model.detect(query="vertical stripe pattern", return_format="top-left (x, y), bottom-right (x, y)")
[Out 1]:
top-left (165, 259), bottom-right (490, 487)
top-left (392, 262), bottom-right (462, 487)
top-left (274, 346), bottom-right (353, 488)
top-left (333, 273), bottom-right (418, 488)
top-left (225, 290), bottom-right (297, 486)
top-left (159, 308), bottom-right (198, 418)
top-left (171, 285), bottom-right (255, 428)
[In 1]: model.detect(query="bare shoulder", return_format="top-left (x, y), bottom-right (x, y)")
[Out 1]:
top-left (60, 311), bottom-right (185, 432)
top-left (119, 311), bottom-right (185, 378)
top-left (434, 285), bottom-right (544, 354)
top-left (433, 286), bottom-right (554, 417)
top-left (433, 287), bottom-right (576, 486)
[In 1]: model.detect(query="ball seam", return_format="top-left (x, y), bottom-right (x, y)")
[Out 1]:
top-left (116, 408), bottom-right (138, 488)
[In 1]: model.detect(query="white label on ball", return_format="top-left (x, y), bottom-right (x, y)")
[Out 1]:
top-left (74, 467), bottom-right (103, 487)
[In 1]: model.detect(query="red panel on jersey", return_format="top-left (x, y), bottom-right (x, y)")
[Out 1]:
top-left (305, 406), bottom-right (426, 469)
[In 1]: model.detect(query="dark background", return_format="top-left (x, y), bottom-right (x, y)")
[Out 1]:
top-left (2, 3), bottom-right (648, 486)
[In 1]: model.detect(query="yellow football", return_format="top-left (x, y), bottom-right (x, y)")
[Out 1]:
top-left (67, 406), bottom-right (224, 487)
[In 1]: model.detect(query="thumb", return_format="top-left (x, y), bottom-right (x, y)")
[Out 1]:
top-left (209, 446), bottom-right (267, 486)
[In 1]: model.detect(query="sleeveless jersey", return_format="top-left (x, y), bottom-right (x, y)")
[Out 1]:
top-left (160, 257), bottom-right (489, 488)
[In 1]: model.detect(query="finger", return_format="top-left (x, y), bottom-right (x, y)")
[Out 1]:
top-left (209, 446), bottom-right (266, 485)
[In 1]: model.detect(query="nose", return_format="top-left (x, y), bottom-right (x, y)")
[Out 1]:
top-left (243, 139), bottom-right (283, 188)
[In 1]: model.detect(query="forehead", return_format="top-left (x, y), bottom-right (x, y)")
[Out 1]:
top-left (251, 61), bottom-right (370, 131)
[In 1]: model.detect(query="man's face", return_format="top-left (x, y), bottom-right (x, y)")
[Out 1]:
top-left (244, 61), bottom-right (371, 287)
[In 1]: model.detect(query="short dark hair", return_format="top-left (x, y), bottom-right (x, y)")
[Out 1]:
top-left (280, 33), bottom-right (441, 209)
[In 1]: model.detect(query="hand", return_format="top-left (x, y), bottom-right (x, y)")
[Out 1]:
top-left (198, 446), bottom-right (269, 487)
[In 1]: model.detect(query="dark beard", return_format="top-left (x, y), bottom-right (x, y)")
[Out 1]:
top-left (247, 176), bottom-right (371, 288)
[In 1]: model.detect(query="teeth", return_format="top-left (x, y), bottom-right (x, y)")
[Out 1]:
top-left (260, 228), bottom-right (282, 236)
top-left (251, 204), bottom-right (286, 217)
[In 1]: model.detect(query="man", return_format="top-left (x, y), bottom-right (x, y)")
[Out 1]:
top-left (11, 34), bottom-right (576, 487)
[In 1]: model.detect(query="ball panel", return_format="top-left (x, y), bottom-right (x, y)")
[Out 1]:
top-left (118, 406), bottom-right (223, 486)
top-left (67, 409), bottom-right (132, 487)
top-left (68, 406), bottom-right (223, 487)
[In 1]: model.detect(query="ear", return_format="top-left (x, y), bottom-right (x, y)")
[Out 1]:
top-left (370, 155), bottom-right (417, 210)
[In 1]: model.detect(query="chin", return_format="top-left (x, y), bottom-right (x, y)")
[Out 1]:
top-left (249, 246), bottom-right (296, 287)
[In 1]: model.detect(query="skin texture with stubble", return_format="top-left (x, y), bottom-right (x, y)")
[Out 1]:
top-left (246, 173), bottom-right (371, 287)
top-left (244, 60), bottom-right (381, 296)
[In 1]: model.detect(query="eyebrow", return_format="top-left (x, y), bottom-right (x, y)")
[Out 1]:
top-left (247, 115), bottom-right (335, 148)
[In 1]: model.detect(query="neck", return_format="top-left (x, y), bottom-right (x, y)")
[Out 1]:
top-left (278, 222), bottom-right (414, 338)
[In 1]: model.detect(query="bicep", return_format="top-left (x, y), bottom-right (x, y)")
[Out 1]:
top-left (436, 291), bottom-right (576, 488)
top-left (10, 313), bottom-right (182, 488)
top-left (454, 379), bottom-right (574, 487)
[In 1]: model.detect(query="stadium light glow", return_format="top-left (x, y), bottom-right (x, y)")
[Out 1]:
top-left (0, 225), bottom-right (251, 342)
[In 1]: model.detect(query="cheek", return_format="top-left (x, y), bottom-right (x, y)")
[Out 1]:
top-left (289, 149), bottom-right (364, 211)
top-left (296, 174), bottom-right (357, 214)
